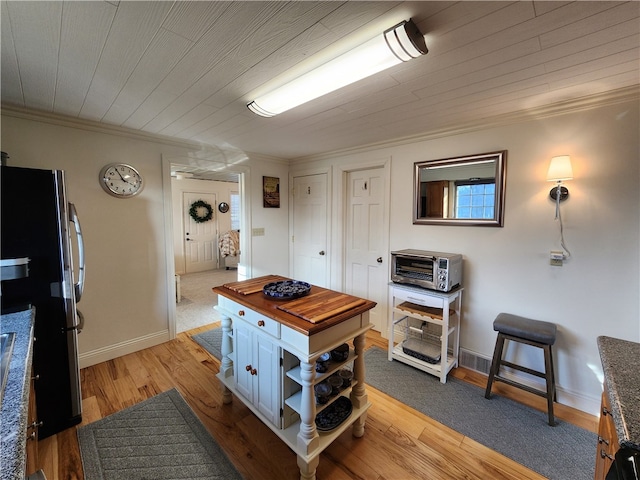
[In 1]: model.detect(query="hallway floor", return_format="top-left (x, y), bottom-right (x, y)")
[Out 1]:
top-left (176, 268), bottom-right (237, 332)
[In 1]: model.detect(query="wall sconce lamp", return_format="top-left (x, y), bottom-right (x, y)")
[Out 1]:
top-left (547, 155), bottom-right (573, 202)
top-left (247, 19), bottom-right (427, 117)
top-left (546, 155), bottom-right (573, 257)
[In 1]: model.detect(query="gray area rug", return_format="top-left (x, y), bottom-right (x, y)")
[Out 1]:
top-left (77, 388), bottom-right (243, 480)
top-left (192, 327), bottom-right (223, 360)
top-left (193, 327), bottom-right (596, 479)
top-left (365, 346), bottom-right (595, 480)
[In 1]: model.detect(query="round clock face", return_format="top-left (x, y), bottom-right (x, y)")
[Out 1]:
top-left (99, 163), bottom-right (144, 198)
top-left (218, 202), bottom-right (229, 213)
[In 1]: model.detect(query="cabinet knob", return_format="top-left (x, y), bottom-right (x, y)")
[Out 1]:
top-left (238, 310), bottom-right (245, 316)
top-left (257, 320), bottom-right (265, 327)
top-left (245, 364), bottom-right (252, 371)
top-left (27, 431), bottom-right (36, 441)
top-left (31, 374), bottom-right (40, 381)
top-left (250, 368), bottom-right (257, 376)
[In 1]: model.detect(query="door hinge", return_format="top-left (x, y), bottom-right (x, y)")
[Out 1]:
top-left (280, 357), bottom-right (284, 367)
top-left (280, 408), bottom-right (284, 417)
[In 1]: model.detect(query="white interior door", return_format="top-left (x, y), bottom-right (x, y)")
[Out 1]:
top-left (183, 192), bottom-right (218, 273)
top-left (345, 167), bottom-right (389, 332)
top-left (292, 174), bottom-right (328, 287)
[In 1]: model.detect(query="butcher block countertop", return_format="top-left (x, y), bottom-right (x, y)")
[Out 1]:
top-left (213, 275), bottom-right (376, 336)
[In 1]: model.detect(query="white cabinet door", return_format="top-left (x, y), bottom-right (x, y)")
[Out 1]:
top-left (233, 322), bottom-right (281, 427)
top-left (234, 324), bottom-right (253, 401)
top-left (254, 334), bottom-right (281, 426)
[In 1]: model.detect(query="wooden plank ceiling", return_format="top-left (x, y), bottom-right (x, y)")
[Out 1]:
top-left (1, 1), bottom-right (639, 160)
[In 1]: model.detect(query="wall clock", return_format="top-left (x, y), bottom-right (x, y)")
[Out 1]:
top-left (99, 163), bottom-right (144, 198)
top-left (218, 202), bottom-right (229, 213)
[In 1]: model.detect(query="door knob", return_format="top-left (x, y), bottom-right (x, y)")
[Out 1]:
top-left (319, 250), bottom-right (325, 256)
top-left (377, 257), bottom-right (383, 263)
top-left (186, 238), bottom-right (192, 241)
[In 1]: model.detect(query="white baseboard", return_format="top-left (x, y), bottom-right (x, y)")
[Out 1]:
top-left (458, 347), bottom-right (601, 416)
top-left (489, 367), bottom-right (601, 416)
top-left (79, 330), bottom-right (170, 369)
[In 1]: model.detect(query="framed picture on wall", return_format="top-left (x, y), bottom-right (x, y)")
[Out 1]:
top-left (263, 176), bottom-right (280, 208)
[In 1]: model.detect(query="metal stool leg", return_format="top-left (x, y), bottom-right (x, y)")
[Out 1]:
top-left (485, 333), bottom-right (506, 399)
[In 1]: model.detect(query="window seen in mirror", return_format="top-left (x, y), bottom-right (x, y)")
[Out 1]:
top-left (455, 180), bottom-right (495, 219)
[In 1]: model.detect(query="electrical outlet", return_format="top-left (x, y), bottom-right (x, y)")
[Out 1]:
top-left (550, 251), bottom-right (564, 266)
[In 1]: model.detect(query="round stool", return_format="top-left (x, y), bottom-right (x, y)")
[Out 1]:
top-left (484, 313), bottom-right (558, 426)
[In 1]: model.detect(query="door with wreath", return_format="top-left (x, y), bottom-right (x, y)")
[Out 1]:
top-left (183, 192), bottom-right (218, 273)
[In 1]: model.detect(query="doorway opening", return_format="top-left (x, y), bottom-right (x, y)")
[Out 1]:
top-left (163, 153), bottom-right (251, 337)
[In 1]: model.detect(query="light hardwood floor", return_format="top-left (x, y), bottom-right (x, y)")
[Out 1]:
top-left (37, 327), bottom-right (597, 480)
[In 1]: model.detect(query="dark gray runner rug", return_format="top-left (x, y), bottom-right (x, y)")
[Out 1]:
top-left (192, 327), bottom-right (595, 479)
top-left (77, 388), bottom-right (243, 480)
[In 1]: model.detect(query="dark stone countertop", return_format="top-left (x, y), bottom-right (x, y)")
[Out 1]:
top-left (597, 336), bottom-right (640, 451)
top-left (0, 308), bottom-right (35, 480)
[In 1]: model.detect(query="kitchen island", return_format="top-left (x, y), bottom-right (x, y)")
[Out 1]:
top-left (213, 276), bottom-right (376, 480)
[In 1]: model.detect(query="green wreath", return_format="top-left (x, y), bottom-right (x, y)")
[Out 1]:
top-left (189, 200), bottom-right (214, 223)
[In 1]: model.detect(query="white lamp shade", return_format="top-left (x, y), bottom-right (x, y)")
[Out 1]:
top-left (248, 20), bottom-right (427, 117)
top-left (546, 155), bottom-right (573, 181)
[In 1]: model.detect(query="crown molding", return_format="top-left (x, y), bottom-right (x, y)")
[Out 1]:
top-left (0, 103), bottom-right (290, 164)
top-left (0, 103), bottom-right (208, 149)
top-left (293, 85), bottom-right (640, 164)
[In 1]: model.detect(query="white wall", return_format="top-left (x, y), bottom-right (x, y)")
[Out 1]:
top-left (291, 97), bottom-right (640, 413)
top-left (0, 111), bottom-right (290, 367)
top-left (246, 160), bottom-right (290, 278)
top-left (171, 177), bottom-right (238, 274)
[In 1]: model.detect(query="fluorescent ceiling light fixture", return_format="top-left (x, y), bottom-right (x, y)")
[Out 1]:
top-left (247, 19), bottom-right (427, 117)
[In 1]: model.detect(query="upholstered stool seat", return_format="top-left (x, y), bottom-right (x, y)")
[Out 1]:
top-left (484, 313), bottom-right (558, 426)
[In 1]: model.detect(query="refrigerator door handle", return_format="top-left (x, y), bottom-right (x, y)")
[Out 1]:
top-left (76, 309), bottom-right (84, 333)
top-left (69, 202), bottom-right (85, 302)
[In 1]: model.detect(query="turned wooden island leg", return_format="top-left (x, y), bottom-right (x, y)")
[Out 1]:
top-left (351, 332), bottom-right (368, 437)
top-left (218, 313), bottom-right (233, 404)
top-left (296, 360), bottom-right (319, 453)
top-left (297, 455), bottom-right (319, 480)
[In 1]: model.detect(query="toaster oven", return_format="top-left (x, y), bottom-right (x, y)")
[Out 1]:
top-left (391, 249), bottom-right (462, 292)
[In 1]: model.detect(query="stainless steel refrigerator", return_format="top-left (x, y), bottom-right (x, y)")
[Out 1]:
top-left (1, 165), bottom-right (85, 438)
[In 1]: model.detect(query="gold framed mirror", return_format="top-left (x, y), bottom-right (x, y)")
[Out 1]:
top-left (413, 151), bottom-right (507, 226)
